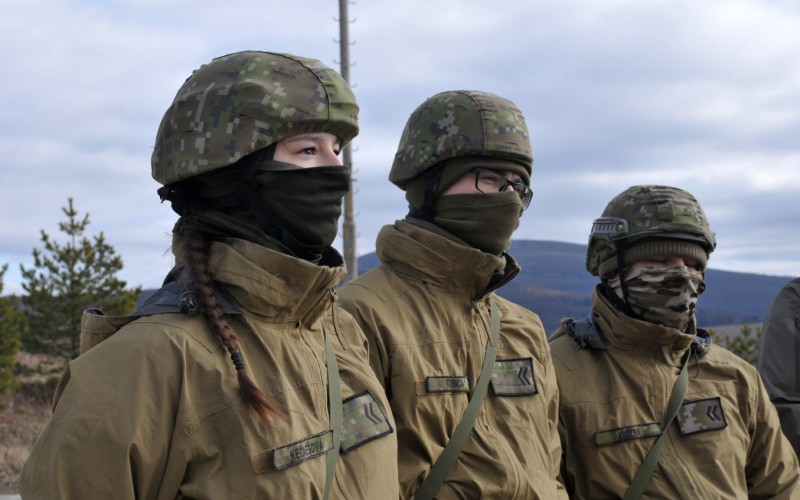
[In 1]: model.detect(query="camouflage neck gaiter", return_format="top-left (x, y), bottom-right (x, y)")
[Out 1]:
top-left (431, 191), bottom-right (522, 255)
top-left (608, 265), bottom-right (706, 330)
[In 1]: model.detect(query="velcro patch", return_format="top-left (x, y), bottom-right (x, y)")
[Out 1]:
top-left (490, 358), bottom-right (538, 396)
top-left (594, 423), bottom-right (661, 447)
top-left (427, 376), bottom-right (470, 393)
top-left (341, 390), bottom-right (394, 453)
top-left (677, 397), bottom-right (728, 436)
top-left (271, 430), bottom-right (333, 470)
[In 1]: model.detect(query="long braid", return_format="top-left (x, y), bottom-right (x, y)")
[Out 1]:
top-left (181, 232), bottom-right (280, 424)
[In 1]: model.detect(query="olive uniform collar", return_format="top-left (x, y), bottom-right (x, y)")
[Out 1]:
top-left (375, 220), bottom-right (520, 300)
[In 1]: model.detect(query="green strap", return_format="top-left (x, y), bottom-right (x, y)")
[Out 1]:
top-left (415, 300), bottom-right (500, 500)
top-left (323, 333), bottom-right (342, 500)
top-left (622, 355), bottom-right (689, 500)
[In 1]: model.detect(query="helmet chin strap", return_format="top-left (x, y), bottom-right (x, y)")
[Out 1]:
top-left (406, 166), bottom-right (442, 222)
top-left (601, 244), bottom-right (643, 320)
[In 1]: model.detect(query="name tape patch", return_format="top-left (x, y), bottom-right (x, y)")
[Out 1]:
top-left (490, 358), bottom-right (538, 396)
top-left (427, 376), bottom-right (470, 393)
top-left (677, 397), bottom-right (728, 436)
top-left (341, 390), bottom-right (394, 453)
top-left (272, 430), bottom-right (333, 470)
top-left (594, 423), bottom-right (661, 447)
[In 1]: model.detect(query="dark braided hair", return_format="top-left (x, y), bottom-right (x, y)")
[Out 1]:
top-left (180, 231), bottom-right (280, 424)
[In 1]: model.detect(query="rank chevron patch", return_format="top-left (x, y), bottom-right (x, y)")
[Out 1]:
top-left (676, 397), bottom-right (728, 436)
top-left (490, 358), bottom-right (538, 396)
top-left (340, 390), bottom-right (393, 453)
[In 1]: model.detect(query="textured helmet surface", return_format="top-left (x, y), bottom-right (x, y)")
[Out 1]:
top-left (389, 90), bottom-right (533, 189)
top-left (152, 51), bottom-right (359, 185)
top-left (586, 185), bottom-right (717, 276)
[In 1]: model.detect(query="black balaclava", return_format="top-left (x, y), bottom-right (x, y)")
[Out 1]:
top-left (161, 147), bottom-right (350, 264)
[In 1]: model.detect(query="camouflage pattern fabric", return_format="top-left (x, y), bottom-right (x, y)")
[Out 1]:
top-left (586, 185), bottom-right (716, 276)
top-left (677, 397), bottom-right (728, 435)
top-left (607, 265), bottom-right (705, 329)
top-left (389, 90), bottom-right (533, 189)
top-left (152, 51), bottom-right (359, 185)
top-left (340, 391), bottom-right (393, 453)
top-left (490, 358), bottom-right (539, 396)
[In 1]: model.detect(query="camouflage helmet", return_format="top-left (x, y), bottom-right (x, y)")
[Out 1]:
top-left (152, 51), bottom-right (359, 185)
top-left (586, 185), bottom-right (717, 277)
top-left (389, 90), bottom-right (533, 190)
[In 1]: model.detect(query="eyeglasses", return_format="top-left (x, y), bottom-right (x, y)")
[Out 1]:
top-left (473, 168), bottom-right (533, 209)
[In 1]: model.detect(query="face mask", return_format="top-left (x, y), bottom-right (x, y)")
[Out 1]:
top-left (255, 163), bottom-right (350, 259)
top-left (432, 191), bottom-right (522, 255)
top-left (609, 265), bottom-right (706, 330)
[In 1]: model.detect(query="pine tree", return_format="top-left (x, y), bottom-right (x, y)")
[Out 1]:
top-left (710, 324), bottom-right (763, 365)
top-left (0, 264), bottom-right (25, 396)
top-left (20, 198), bottom-right (141, 359)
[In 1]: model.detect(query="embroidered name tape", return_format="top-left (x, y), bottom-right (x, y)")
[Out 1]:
top-left (427, 376), bottom-right (470, 393)
top-left (341, 390), bottom-right (394, 453)
top-left (594, 423), bottom-right (661, 447)
top-left (490, 358), bottom-right (538, 396)
top-left (272, 430), bottom-right (333, 470)
top-left (677, 397), bottom-right (728, 435)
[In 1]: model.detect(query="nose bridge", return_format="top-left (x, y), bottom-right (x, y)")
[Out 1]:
top-left (671, 256), bottom-right (686, 267)
top-left (324, 144), bottom-right (343, 166)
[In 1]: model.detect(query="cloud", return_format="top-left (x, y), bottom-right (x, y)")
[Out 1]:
top-left (1, 0), bottom-right (799, 297)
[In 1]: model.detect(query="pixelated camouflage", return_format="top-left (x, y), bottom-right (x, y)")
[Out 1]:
top-left (389, 90), bottom-right (533, 189)
top-left (607, 265), bottom-right (705, 329)
top-left (340, 391), bottom-right (393, 453)
top-left (152, 51), bottom-right (359, 185)
top-left (587, 185), bottom-right (716, 276)
top-left (490, 358), bottom-right (538, 396)
top-left (677, 397), bottom-right (728, 435)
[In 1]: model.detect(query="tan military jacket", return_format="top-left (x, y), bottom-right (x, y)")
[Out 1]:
top-left (338, 221), bottom-right (566, 499)
top-left (20, 238), bottom-right (398, 499)
top-left (759, 277), bottom-right (800, 457)
top-left (550, 286), bottom-right (800, 499)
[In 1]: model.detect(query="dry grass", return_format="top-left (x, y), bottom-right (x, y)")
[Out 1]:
top-left (0, 392), bottom-right (51, 494)
top-left (0, 351), bottom-right (66, 494)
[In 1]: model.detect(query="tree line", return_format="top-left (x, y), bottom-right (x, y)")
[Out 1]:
top-left (0, 199), bottom-right (763, 402)
top-left (1, 199), bottom-right (140, 399)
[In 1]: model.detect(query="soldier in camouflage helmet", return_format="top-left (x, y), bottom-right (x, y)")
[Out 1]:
top-left (20, 51), bottom-right (398, 499)
top-left (339, 91), bottom-right (567, 498)
top-left (548, 185), bottom-right (799, 498)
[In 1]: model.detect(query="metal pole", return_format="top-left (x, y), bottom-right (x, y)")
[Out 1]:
top-left (338, 0), bottom-right (357, 281)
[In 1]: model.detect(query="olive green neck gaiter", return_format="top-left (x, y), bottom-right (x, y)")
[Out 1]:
top-left (431, 191), bottom-right (522, 256)
top-left (173, 162), bottom-right (350, 263)
top-left (255, 162), bottom-right (350, 258)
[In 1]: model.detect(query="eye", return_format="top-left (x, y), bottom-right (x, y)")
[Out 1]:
top-left (300, 147), bottom-right (316, 155)
top-left (480, 171), bottom-right (503, 184)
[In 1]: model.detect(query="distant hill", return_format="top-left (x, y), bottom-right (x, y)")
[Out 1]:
top-left (131, 240), bottom-right (794, 335)
top-left (357, 240), bottom-right (796, 334)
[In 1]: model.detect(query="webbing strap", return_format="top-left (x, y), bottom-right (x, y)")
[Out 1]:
top-left (323, 334), bottom-right (342, 500)
top-left (415, 300), bottom-right (500, 500)
top-left (622, 355), bottom-right (689, 500)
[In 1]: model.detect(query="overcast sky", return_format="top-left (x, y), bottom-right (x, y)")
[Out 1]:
top-left (1, 0), bottom-right (798, 295)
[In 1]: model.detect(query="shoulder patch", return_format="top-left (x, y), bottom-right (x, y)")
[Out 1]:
top-left (341, 390), bottom-right (394, 453)
top-left (426, 376), bottom-right (470, 393)
top-left (490, 358), bottom-right (538, 396)
top-left (270, 430), bottom-right (333, 471)
top-left (677, 397), bottom-right (728, 435)
top-left (594, 423), bottom-right (661, 447)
